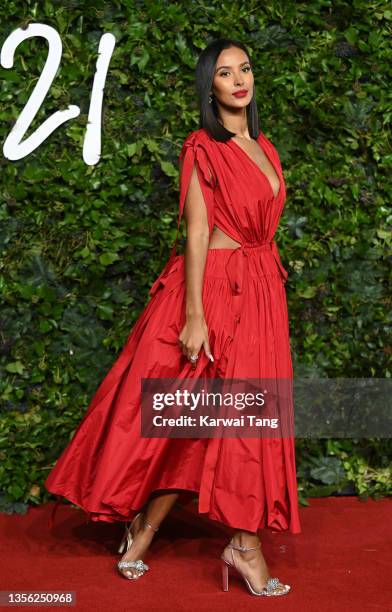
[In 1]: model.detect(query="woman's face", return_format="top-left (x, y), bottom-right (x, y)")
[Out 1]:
top-left (211, 46), bottom-right (254, 110)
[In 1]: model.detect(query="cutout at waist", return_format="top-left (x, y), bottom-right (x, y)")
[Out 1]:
top-left (208, 226), bottom-right (241, 250)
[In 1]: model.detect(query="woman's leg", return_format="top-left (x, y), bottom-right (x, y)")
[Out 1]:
top-left (143, 491), bottom-right (180, 527)
top-left (222, 529), bottom-right (288, 594)
top-left (119, 492), bottom-right (180, 578)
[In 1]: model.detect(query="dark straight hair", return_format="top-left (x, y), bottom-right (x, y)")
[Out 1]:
top-left (195, 38), bottom-right (260, 142)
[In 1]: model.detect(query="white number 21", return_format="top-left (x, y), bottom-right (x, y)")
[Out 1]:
top-left (1, 23), bottom-right (116, 165)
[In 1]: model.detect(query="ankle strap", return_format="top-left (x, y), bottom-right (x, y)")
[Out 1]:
top-left (228, 541), bottom-right (261, 552)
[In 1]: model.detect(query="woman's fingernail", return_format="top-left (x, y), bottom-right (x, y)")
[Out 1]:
top-left (209, 355), bottom-right (214, 362)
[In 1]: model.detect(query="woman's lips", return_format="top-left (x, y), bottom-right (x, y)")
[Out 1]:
top-left (232, 90), bottom-right (248, 98)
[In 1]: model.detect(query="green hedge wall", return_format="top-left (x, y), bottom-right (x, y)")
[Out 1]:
top-left (0, 1), bottom-right (390, 514)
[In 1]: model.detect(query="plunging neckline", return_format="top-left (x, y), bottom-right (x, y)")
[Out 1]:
top-left (230, 133), bottom-right (282, 200)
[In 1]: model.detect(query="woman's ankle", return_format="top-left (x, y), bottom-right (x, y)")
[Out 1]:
top-left (231, 530), bottom-right (260, 548)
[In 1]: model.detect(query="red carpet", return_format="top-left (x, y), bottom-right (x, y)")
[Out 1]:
top-left (0, 496), bottom-right (390, 611)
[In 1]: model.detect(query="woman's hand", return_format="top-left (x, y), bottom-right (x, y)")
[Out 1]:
top-left (178, 314), bottom-right (214, 369)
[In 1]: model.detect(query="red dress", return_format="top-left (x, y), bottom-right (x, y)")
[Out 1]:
top-left (45, 128), bottom-right (302, 535)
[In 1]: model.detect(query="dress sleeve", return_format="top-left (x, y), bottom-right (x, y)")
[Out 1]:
top-left (148, 131), bottom-right (217, 298)
top-left (178, 131), bottom-right (217, 239)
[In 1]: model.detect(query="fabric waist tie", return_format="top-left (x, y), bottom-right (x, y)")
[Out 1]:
top-left (225, 239), bottom-right (288, 295)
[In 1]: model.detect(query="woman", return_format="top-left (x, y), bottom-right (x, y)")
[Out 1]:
top-left (45, 38), bottom-right (301, 597)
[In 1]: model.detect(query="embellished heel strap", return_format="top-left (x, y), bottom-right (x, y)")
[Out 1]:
top-left (118, 559), bottom-right (149, 573)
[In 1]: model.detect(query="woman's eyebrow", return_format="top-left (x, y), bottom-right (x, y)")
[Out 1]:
top-left (215, 61), bottom-right (250, 72)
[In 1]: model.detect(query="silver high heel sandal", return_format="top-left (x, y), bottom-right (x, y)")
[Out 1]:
top-left (117, 512), bottom-right (159, 580)
top-left (221, 538), bottom-right (291, 596)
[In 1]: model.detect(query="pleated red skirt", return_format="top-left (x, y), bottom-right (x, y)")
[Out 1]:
top-left (45, 243), bottom-right (302, 535)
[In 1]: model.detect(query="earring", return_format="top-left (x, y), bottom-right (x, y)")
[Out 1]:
top-left (208, 94), bottom-right (212, 104)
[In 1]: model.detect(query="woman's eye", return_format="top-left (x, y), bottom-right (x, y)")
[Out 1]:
top-left (219, 66), bottom-right (251, 77)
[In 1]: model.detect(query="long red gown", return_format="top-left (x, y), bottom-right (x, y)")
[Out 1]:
top-left (45, 127), bottom-right (302, 535)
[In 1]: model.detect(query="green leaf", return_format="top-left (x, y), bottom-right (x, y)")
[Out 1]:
top-left (5, 361), bottom-right (25, 375)
top-left (99, 252), bottom-right (119, 266)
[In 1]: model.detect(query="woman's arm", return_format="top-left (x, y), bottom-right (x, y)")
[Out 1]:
top-left (178, 156), bottom-right (214, 367)
top-left (183, 162), bottom-right (210, 318)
